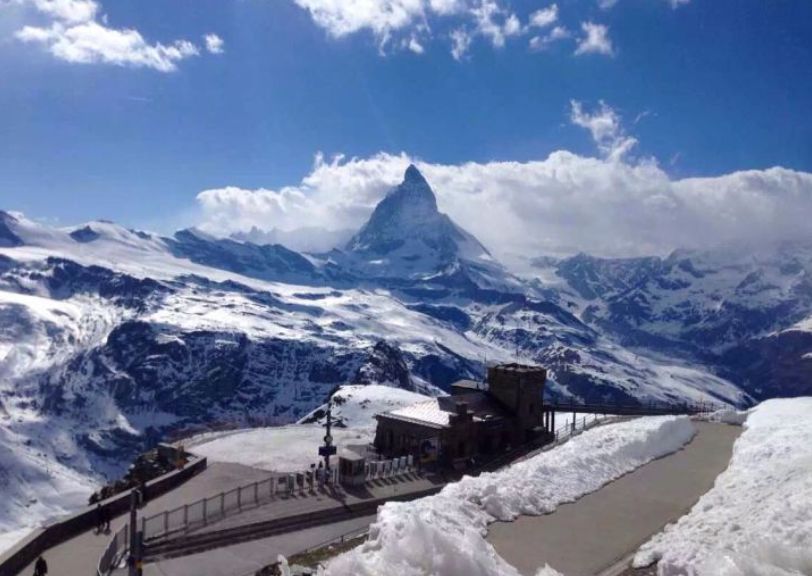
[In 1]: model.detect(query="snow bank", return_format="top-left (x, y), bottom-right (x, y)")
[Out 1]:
top-left (634, 398), bottom-right (812, 576)
top-left (325, 416), bottom-right (696, 576)
top-left (185, 424), bottom-right (374, 473)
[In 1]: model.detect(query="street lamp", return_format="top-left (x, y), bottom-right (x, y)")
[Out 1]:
top-left (318, 399), bottom-right (337, 472)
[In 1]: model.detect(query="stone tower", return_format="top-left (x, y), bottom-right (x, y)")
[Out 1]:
top-left (487, 363), bottom-right (547, 431)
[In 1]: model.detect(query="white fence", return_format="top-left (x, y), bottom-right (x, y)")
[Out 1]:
top-left (363, 455), bottom-right (414, 481)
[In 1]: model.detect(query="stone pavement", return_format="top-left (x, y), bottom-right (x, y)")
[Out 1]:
top-left (487, 422), bottom-right (742, 576)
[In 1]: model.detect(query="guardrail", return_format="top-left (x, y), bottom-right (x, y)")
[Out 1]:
top-left (139, 468), bottom-right (341, 543)
top-left (0, 451), bottom-right (206, 576)
top-left (547, 400), bottom-right (723, 416)
top-left (139, 455), bottom-right (419, 544)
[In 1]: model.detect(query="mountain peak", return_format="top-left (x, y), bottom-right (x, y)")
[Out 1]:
top-left (342, 163), bottom-right (497, 282)
top-left (404, 164), bottom-right (427, 185)
top-left (388, 164), bottom-right (437, 212)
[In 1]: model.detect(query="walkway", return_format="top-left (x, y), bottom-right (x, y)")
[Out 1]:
top-left (186, 472), bottom-right (442, 537)
top-left (145, 514), bottom-right (376, 576)
top-left (12, 463), bottom-right (272, 576)
top-left (14, 463), bottom-right (444, 576)
top-left (487, 422), bottom-right (741, 576)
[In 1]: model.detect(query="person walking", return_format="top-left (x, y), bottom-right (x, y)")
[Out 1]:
top-left (102, 504), bottom-right (110, 533)
top-left (95, 502), bottom-right (104, 534)
top-left (95, 503), bottom-right (110, 534)
top-left (33, 555), bottom-right (47, 576)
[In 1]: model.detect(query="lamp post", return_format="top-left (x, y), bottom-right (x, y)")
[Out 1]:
top-left (319, 400), bottom-right (337, 473)
top-left (128, 489), bottom-right (142, 576)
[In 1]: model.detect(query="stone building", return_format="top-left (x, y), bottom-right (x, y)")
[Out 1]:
top-left (373, 363), bottom-right (552, 467)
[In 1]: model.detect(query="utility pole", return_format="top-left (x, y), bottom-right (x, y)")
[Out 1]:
top-left (128, 489), bottom-right (142, 576)
top-left (318, 399), bottom-right (337, 473)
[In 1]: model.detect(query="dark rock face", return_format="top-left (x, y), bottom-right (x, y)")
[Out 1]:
top-left (352, 341), bottom-right (415, 392)
top-left (720, 330), bottom-right (812, 400)
top-left (167, 229), bottom-right (324, 284)
top-left (70, 226), bottom-right (101, 243)
top-left (0, 211), bottom-right (24, 247)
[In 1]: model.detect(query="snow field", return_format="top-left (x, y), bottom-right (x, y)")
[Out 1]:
top-left (634, 398), bottom-right (812, 576)
top-left (0, 423), bottom-right (100, 554)
top-left (184, 424), bottom-right (375, 474)
top-left (324, 415), bottom-right (696, 576)
top-left (297, 384), bottom-right (432, 429)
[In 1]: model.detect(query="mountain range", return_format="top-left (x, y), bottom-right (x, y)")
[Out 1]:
top-left (0, 165), bottom-right (810, 543)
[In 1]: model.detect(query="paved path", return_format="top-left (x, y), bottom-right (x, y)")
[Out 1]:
top-left (487, 422), bottom-right (741, 576)
top-left (190, 472), bottom-right (443, 535)
top-left (145, 515), bottom-right (376, 576)
top-left (13, 463), bottom-right (272, 576)
top-left (14, 463), bottom-right (444, 576)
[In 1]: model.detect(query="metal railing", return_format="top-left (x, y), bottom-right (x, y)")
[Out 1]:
top-left (140, 455), bottom-right (419, 543)
top-left (139, 467), bottom-right (344, 542)
top-left (547, 400), bottom-right (723, 416)
top-left (97, 524), bottom-right (129, 576)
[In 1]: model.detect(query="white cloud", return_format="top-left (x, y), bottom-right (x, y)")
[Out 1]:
top-left (529, 4), bottom-right (558, 29)
top-left (600, 0), bottom-right (689, 9)
top-left (194, 151), bottom-right (812, 266)
top-left (204, 33), bottom-right (224, 54)
top-left (429, 0), bottom-right (464, 15)
top-left (574, 21), bottom-right (613, 56)
top-left (10, 0), bottom-right (210, 71)
top-left (28, 0), bottom-right (98, 23)
top-left (470, 0), bottom-right (521, 48)
top-left (291, 0), bottom-right (428, 47)
top-left (529, 25), bottom-right (569, 51)
top-left (570, 100), bottom-right (637, 161)
top-left (450, 27), bottom-right (472, 60)
top-left (405, 35), bottom-right (425, 53)
top-left (290, 0), bottom-right (526, 57)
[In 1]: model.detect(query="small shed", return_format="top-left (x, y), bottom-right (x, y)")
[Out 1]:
top-left (338, 449), bottom-right (367, 486)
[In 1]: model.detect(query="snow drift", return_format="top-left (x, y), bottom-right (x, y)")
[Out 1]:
top-left (326, 415), bottom-right (696, 576)
top-left (634, 398), bottom-right (812, 576)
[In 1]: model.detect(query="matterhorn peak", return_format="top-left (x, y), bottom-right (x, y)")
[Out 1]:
top-left (342, 162), bottom-right (496, 282)
top-left (387, 164), bottom-right (437, 212)
top-left (404, 163), bottom-right (427, 185)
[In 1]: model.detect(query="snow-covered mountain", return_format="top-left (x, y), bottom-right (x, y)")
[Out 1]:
top-left (0, 166), bottom-right (808, 549)
top-left (540, 243), bottom-right (812, 401)
top-left (335, 165), bottom-right (510, 289)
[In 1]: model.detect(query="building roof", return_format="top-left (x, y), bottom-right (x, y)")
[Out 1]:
top-left (451, 379), bottom-right (487, 391)
top-left (378, 392), bottom-right (510, 429)
top-left (382, 399), bottom-right (450, 429)
top-left (491, 362), bottom-right (544, 374)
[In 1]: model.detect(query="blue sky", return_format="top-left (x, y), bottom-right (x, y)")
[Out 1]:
top-left (1, 0), bottom-right (811, 258)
